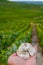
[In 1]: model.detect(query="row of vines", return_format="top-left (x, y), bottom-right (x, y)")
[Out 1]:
top-left (36, 23), bottom-right (43, 54)
top-left (0, 22), bottom-right (32, 65)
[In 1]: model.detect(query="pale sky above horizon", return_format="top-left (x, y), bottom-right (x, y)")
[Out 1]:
top-left (9, 0), bottom-right (43, 1)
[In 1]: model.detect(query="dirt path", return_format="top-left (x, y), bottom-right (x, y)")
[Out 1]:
top-left (37, 52), bottom-right (43, 65)
top-left (32, 24), bottom-right (38, 46)
top-left (32, 24), bottom-right (43, 65)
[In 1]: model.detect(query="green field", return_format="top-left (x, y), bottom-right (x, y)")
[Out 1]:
top-left (0, 1), bottom-right (43, 65)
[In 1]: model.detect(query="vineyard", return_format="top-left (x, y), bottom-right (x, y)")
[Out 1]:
top-left (0, 1), bottom-right (43, 65)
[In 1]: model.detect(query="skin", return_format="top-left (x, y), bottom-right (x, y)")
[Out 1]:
top-left (8, 46), bottom-right (37, 65)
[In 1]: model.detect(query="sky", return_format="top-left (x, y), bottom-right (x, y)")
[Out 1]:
top-left (9, 0), bottom-right (43, 1)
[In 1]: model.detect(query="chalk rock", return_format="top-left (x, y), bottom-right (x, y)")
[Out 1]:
top-left (17, 43), bottom-right (36, 59)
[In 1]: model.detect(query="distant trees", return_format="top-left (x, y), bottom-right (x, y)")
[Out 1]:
top-left (0, 0), bottom-right (7, 2)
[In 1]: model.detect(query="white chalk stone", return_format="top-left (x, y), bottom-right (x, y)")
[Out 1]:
top-left (17, 43), bottom-right (36, 59)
